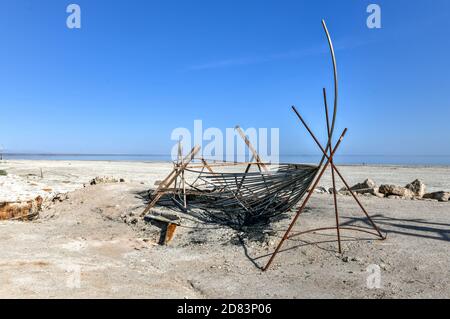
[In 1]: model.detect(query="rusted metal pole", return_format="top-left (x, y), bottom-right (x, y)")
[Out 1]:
top-left (235, 125), bottom-right (268, 172)
top-left (263, 128), bottom-right (347, 271)
top-left (323, 88), bottom-right (342, 254)
top-left (180, 141), bottom-right (187, 209)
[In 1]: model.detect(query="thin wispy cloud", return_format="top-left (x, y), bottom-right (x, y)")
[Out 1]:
top-left (186, 37), bottom-right (376, 71)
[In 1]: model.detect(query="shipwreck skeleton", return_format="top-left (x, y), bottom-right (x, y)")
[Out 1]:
top-left (141, 20), bottom-right (386, 270)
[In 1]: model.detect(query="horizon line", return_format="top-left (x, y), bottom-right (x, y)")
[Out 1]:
top-left (2, 152), bottom-right (450, 158)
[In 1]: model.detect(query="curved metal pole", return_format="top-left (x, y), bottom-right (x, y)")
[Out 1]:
top-left (315, 20), bottom-right (339, 170)
top-left (322, 19), bottom-right (338, 147)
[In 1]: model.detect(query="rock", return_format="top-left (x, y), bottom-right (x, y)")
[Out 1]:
top-left (337, 187), bottom-right (351, 196)
top-left (372, 191), bottom-right (385, 198)
top-left (387, 195), bottom-right (401, 200)
top-left (348, 178), bottom-right (386, 198)
top-left (423, 192), bottom-right (450, 202)
top-left (405, 179), bottom-right (426, 198)
top-left (379, 185), bottom-right (415, 199)
top-left (314, 186), bottom-right (328, 194)
top-left (350, 179), bottom-right (377, 194)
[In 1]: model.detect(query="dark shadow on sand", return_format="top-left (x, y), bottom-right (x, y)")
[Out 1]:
top-left (340, 214), bottom-right (450, 243)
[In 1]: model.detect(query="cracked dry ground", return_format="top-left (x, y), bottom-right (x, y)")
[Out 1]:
top-left (0, 183), bottom-right (449, 298)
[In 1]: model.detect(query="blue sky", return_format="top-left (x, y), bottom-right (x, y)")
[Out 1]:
top-left (0, 0), bottom-right (449, 157)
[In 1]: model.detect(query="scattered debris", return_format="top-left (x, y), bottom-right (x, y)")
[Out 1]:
top-left (52, 193), bottom-right (69, 203)
top-left (144, 212), bottom-right (181, 245)
top-left (0, 196), bottom-right (43, 220)
top-left (89, 176), bottom-right (125, 186)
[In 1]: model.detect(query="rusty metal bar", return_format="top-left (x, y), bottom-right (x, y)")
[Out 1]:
top-left (323, 88), bottom-right (342, 254)
top-left (287, 226), bottom-right (381, 240)
top-left (235, 125), bottom-right (268, 172)
top-left (201, 158), bottom-right (216, 174)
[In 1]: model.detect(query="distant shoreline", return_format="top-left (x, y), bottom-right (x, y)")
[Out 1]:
top-left (1, 156), bottom-right (450, 167)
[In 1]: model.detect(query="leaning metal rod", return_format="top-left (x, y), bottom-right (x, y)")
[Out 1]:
top-left (292, 106), bottom-right (384, 239)
top-left (235, 125), bottom-right (268, 172)
top-left (323, 88), bottom-right (342, 254)
top-left (263, 128), bottom-right (347, 271)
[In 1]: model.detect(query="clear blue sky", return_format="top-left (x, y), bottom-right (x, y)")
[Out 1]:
top-left (0, 0), bottom-right (449, 156)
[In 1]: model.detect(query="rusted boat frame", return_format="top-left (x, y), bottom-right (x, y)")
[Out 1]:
top-left (140, 133), bottom-right (270, 217)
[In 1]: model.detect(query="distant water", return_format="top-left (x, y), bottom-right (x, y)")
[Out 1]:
top-left (280, 155), bottom-right (450, 166)
top-left (2, 154), bottom-right (450, 166)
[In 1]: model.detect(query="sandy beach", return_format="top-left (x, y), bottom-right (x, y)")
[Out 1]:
top-left (0, 160), bottom-right (449, 298)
